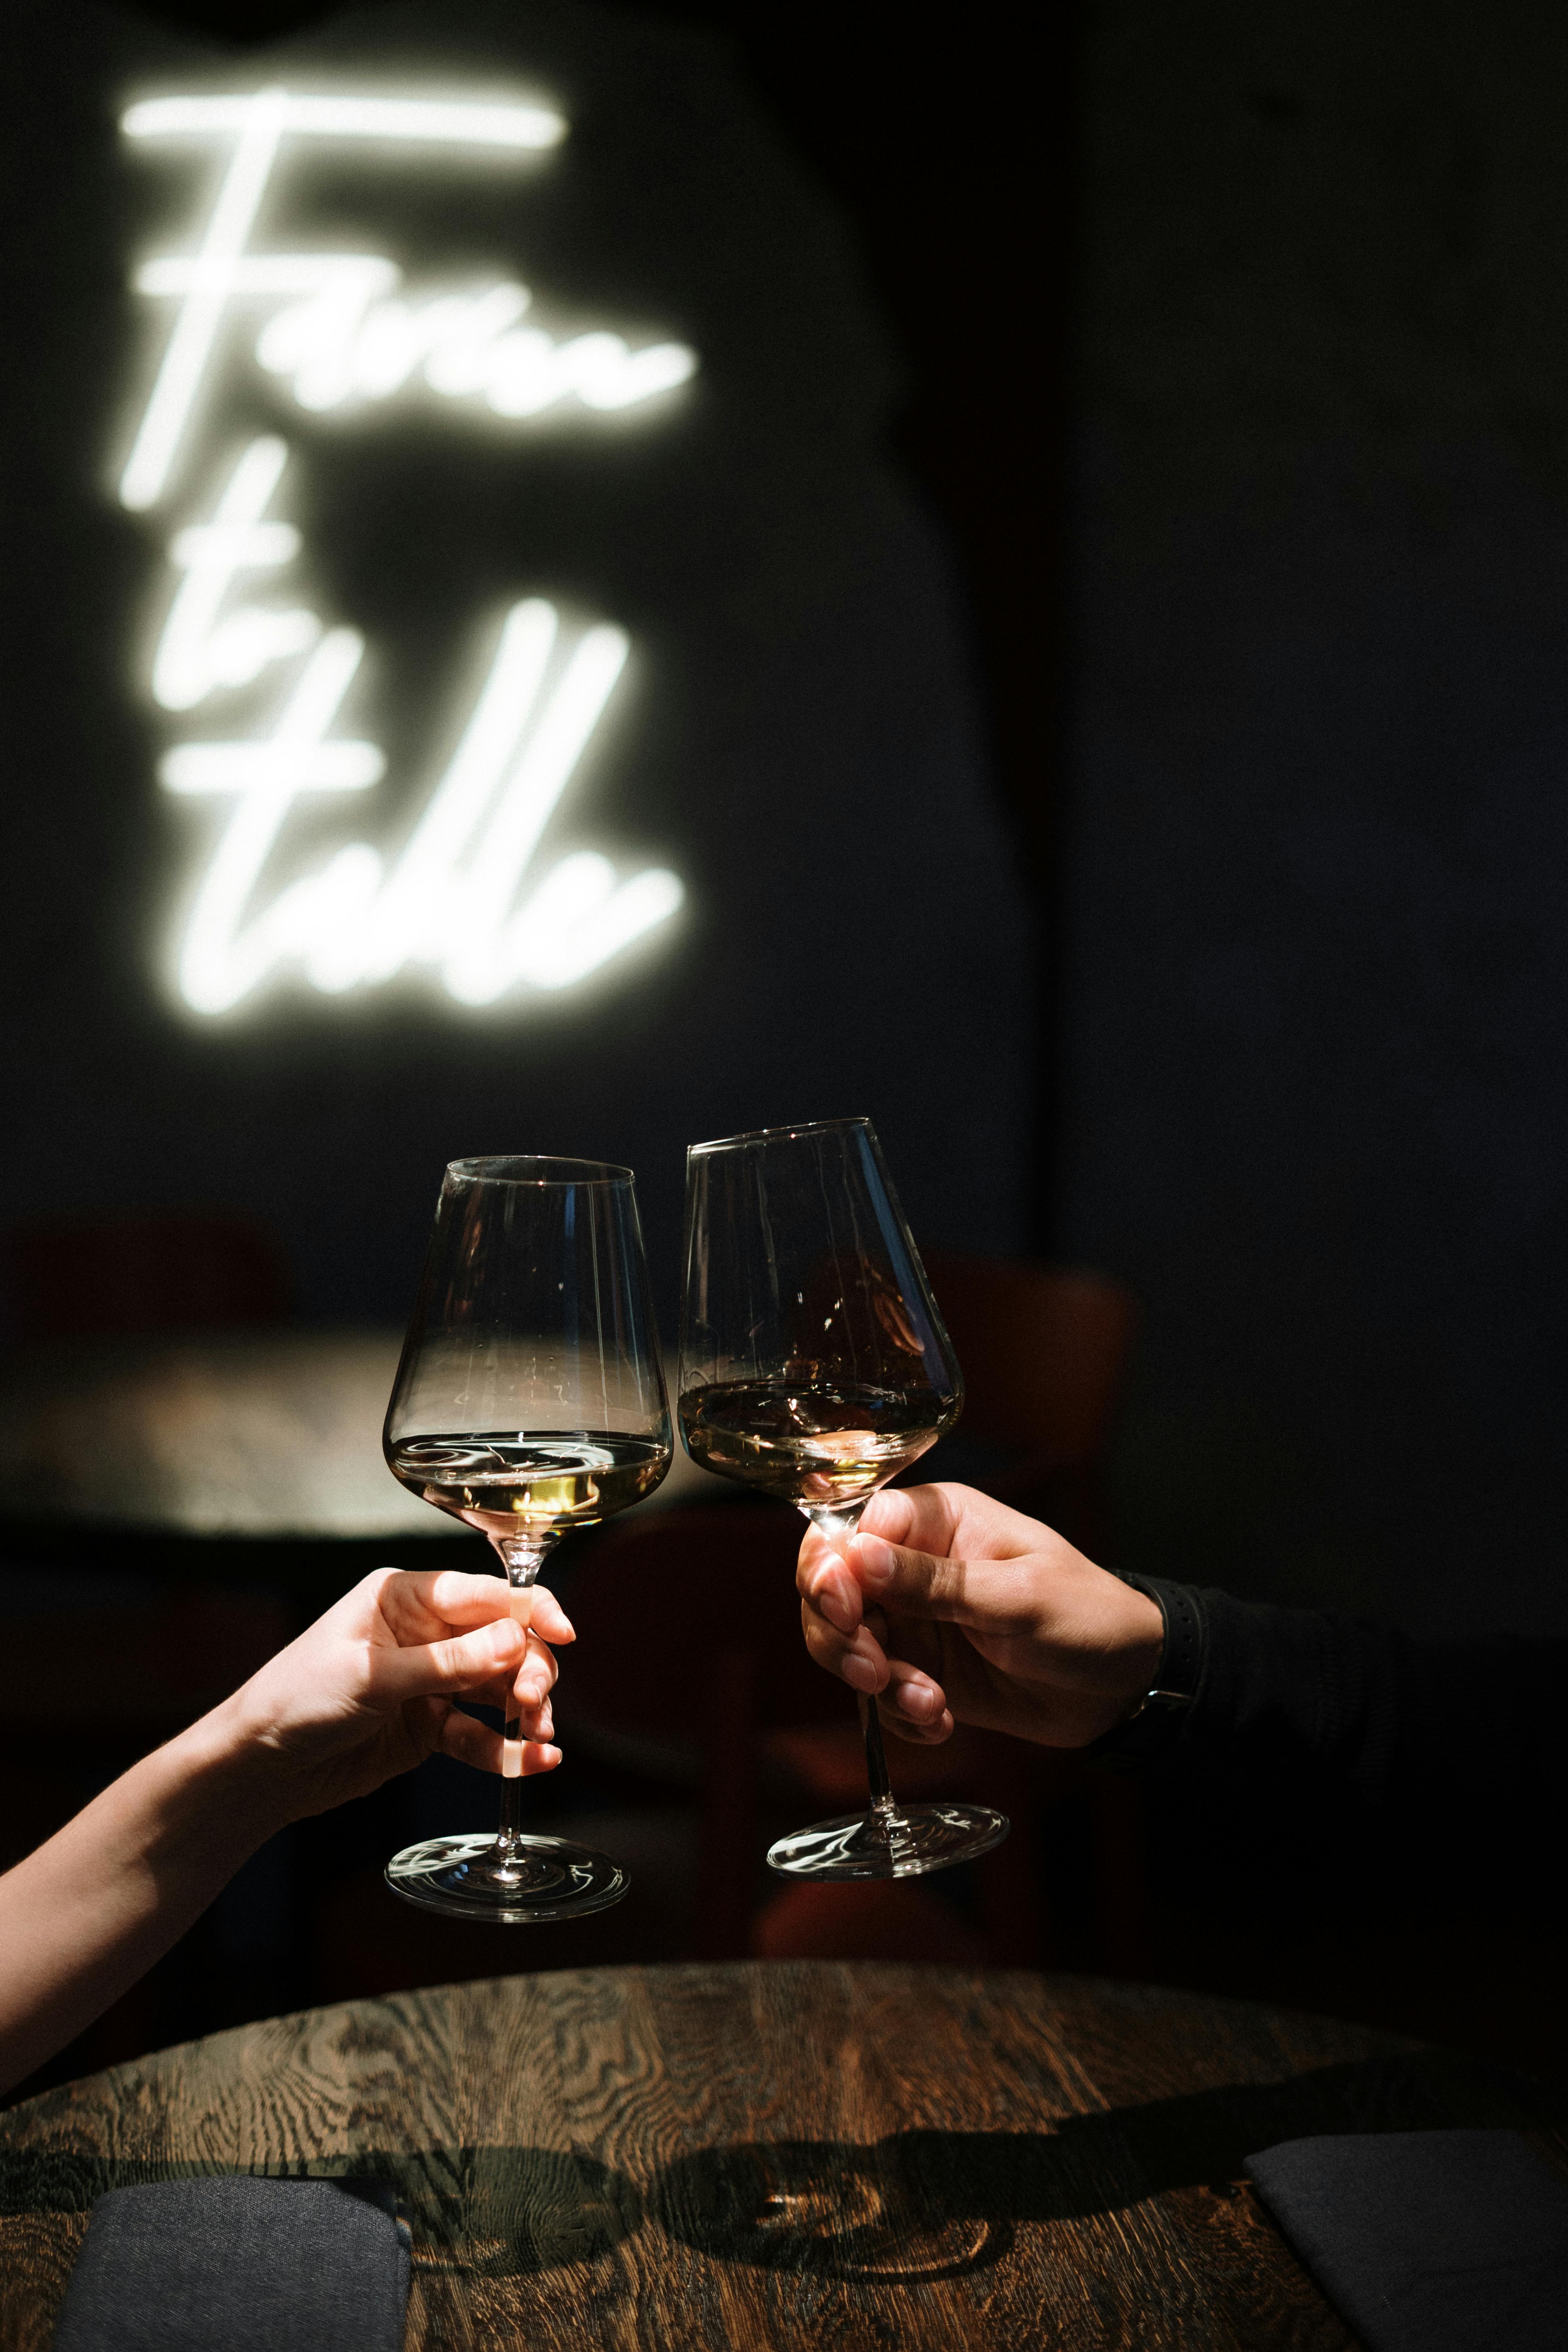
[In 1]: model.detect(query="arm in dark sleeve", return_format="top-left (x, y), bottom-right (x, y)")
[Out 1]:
top-left (1101, 1575), bottom-right (1568, 1813)
top-left (1180, 1585), bottom-right (1404, 1796)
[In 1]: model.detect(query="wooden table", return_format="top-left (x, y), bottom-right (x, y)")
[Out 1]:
top-left (0, 1962), bottom-right (1562, 2350)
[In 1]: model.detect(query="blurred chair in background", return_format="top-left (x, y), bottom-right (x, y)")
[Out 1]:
top-left (4, 1208), bottom-right (290, 1343)
top-left (918, 1251), bottom-right (1136, 1554)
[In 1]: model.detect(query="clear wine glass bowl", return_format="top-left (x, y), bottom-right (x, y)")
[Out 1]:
top-left (678, 1117), bottom-right (1009, 1880)
top-left (383, 1155), bottom-right (671, 1922)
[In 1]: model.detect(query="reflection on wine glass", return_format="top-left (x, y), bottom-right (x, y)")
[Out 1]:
top-left (383, 1155), bottom-right (671, 1921)
top-left (678, 1116), bottom-right (1008, 1880)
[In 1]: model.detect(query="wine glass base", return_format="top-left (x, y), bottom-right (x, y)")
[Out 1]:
top-left (385, 1832), bottom-right (628, 1924)
top-left (766, 1802), bottom-right (1009, 1882)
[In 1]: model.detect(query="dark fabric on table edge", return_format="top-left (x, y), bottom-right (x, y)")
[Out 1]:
top-left (1248, 2128), bottom-right (1568, 2352)
top-left (50, 2176), bottom-right (410, 2352)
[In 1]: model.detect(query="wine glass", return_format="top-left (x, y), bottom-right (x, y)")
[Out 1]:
top-left (678, 1116), bottom-right (1008, 1879)
top-left (383, 1155), bottom-right (671, 1921)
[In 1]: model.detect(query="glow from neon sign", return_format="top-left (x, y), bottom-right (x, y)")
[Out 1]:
top-left (153, 434), bottom-right (318, 709)
top-left (161, 557), bottom-right (681, 1014)
top-left (120, 88), bottom-right (689, 1017)
top-left (119, 87), bottom-right (695, 510)
top-left (122, 93), bottom-right (567, 145)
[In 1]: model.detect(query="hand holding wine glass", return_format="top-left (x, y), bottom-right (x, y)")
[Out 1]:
top-left (223, 1564), bottom-right (572, 1814)
top-left (797, 1483), bottom-right (1165, 1751)
top-left (383, 1155), bottom-right (671, 1922)
top-left (678, 1116), bottom-right (1009, 1878)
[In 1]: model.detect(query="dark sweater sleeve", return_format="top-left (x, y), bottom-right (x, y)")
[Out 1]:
top-left (1134, 1583), bottom-right (1568, 1813)
top-left (1179, 1586), bottom-right (1404, 1796)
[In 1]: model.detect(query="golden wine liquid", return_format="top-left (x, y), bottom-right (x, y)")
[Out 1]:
top-left (679, 1379), bottom-right (945, 1509)
top-left (388, 1431), bottom-right (669, 1539)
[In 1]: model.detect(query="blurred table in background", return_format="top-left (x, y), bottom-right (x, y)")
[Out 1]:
top-left (0, 1330), bottom-right (432, 1543)
top-left (0, 1327), bottom-right (712, 1595)
top-left (3, 1960), bottom-right (1561, 2350)
top-left (0, 1248), bottom-right (1136, 1574)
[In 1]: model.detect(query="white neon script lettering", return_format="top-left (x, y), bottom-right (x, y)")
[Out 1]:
top-left (121, 87), bottom-right (689, 1014)
top-left (152, 434), bottom-right (318, 709)
top-left (156, 443), bottom-right (682, 1014)
top-left (119, 89), bottom-right (696, 510)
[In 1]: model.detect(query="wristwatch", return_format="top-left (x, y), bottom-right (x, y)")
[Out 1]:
top-left (1085, 1572), bottom-right (1205, 1769)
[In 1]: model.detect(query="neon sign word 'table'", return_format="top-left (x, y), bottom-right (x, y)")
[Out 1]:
top-left (118, 85), bottom-right (691, 1014)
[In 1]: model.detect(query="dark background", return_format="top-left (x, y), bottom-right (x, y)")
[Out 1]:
top-left (0, 0), bottom-right (1050, 2091)
top-left (7, 0), bottom-right (1568, 2095)
top-left (561, 0), bottom-right (1568, 1647)
top-left (1064, 0), bottom-right (1568, 1638)
top-left (0, 0), bottom-right (1037, 1340)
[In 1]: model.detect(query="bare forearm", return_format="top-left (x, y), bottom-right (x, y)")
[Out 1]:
top-left (0, 1564), bottom-right (563, 2099)
top-left (0, 1699), bottom-right (288, 2097)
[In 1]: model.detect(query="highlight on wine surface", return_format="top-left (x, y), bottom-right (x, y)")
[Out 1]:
top-left (388, 1432), bottom-right (668, 1537)
top-left (677, 1116), bottom-right (1006, 1884)
top-left (382, 1153), bottom-right (671, 1923)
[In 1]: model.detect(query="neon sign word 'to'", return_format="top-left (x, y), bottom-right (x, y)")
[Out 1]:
top-left (118, 85), bottom-right (691, 1015)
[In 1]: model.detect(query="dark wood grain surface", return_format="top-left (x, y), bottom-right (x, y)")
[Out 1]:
top-left (0, 1962), bottom-right (1561, 2350)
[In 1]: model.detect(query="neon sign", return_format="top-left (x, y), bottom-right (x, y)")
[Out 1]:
top-left (118, 86), bottom-right (691, 1015)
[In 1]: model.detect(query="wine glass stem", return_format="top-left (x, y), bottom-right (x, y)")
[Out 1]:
top-left (859, 1692), bottom-right (896, 1820)
top-left (496, 1534), bottom-right (555, 1861)
top-left (805, 1500), bottom-right (898, 1827)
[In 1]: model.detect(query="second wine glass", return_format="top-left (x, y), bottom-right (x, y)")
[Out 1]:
top-left (678, 1116), bottom-right (1009, 1879)
top-left (383, 1155), bottom-right (671, 1922)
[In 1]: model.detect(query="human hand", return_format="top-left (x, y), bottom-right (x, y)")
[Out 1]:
top-left (797, 1484), bottom-right (1163, 1749)
top-left (214, 1566), bottom-right (572, 1821)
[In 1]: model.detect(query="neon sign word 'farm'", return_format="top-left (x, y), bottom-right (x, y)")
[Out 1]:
top-left (119, 87), bottom-right (690, 1014)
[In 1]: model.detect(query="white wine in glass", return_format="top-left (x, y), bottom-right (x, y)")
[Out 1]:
top-left (679, 1117), bottom-right (1009, 1880)
top-left (383, 1155), bottom-right (671, 1922)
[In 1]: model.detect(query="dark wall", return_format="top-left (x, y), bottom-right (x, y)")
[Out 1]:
top-left (1063, 0), bottom-right (1568, 1633)
top-left (0, 0), bottom-right (1037, 1331)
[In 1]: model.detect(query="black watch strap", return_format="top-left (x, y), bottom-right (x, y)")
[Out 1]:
top-left (1121, 1573), bottom-right (1204, 1705)
top-left (1085, 1574), bottom-right (1206, 1770)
